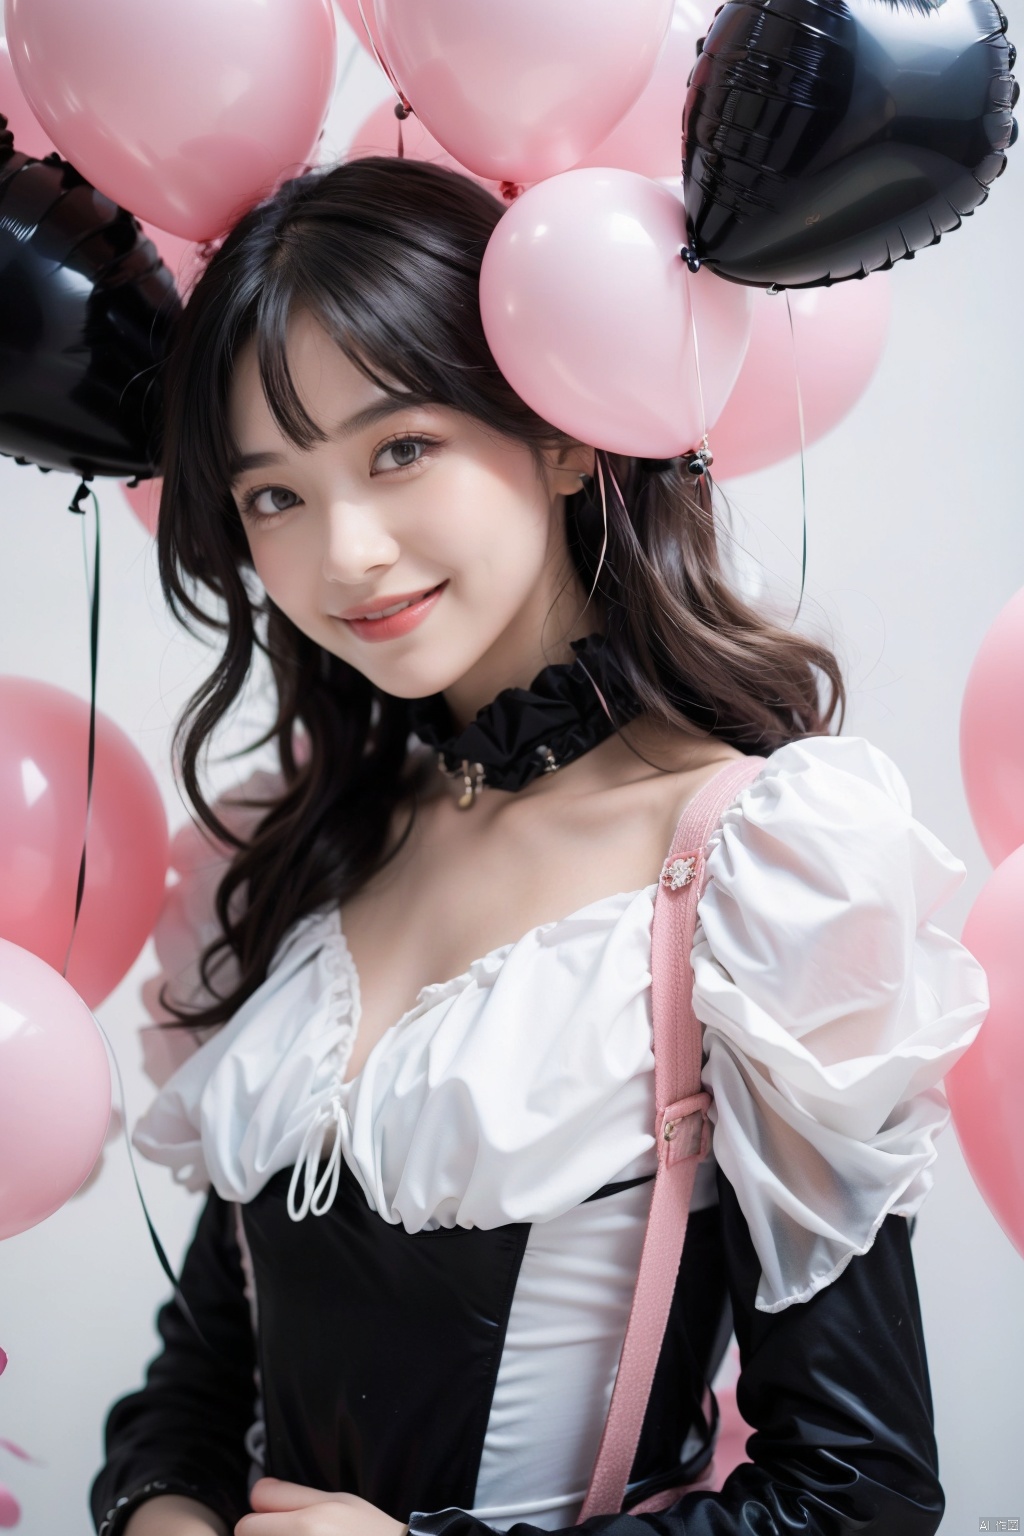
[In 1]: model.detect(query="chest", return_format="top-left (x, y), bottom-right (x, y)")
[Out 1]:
top-left (339, 784), bottom-right (680, 1078)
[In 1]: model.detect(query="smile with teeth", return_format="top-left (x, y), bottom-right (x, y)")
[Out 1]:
top-left (338, 581), bottom-right (448, 641)
top-left (363, 589), bottom-right (434, 620)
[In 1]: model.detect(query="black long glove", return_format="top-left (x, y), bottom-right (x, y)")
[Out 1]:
top-left (90, 1191), bottom-right (258, 1536)
top-left (409, 1166), bottom-right (945, 1536)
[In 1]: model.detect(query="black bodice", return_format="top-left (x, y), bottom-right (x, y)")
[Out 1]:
top-left (245, 1158), bottom-right (533, 1513)
top-left (91, 1157), bottom-right (944, 1536)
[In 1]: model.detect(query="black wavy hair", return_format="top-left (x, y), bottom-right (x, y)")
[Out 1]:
top-left (154, 155), bottom-right (845, 1029)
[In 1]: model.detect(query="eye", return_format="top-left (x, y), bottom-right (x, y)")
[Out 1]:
top-left (239, 485), bottom-right (301, 523)
top-left (371, 433), bottom-right (435, 474)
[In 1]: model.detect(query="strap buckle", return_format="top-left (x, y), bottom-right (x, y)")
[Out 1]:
top-left (657, 1091), bottom-right (712, 1166)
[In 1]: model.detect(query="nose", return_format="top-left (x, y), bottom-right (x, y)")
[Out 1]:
top-left (320, 496), bottom-right (400, 586)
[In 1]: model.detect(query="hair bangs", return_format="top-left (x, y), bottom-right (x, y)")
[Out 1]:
top-left (248, 216), bottom-right (477, 459)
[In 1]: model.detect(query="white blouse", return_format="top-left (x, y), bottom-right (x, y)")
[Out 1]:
top-left (134, 734), bottom-right (989, 1319)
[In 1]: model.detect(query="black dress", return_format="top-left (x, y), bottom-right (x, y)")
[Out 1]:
top-left (93, 734), bottom-right (987, 1535)
top-left (91, 1162), bottom-right (943, 1535)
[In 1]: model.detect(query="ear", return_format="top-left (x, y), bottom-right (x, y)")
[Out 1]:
top-left (545, 440), bottom-right (597, 498)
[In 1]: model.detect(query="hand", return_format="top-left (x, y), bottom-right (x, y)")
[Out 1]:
top-left (235, 1479), bottom-right (409, 1536)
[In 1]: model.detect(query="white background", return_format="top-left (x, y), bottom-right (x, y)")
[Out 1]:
top-left (0, 11), bottom-right (1022, 1533)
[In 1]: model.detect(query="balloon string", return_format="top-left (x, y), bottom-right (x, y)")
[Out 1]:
top-left (356, 0), bottom-right (411, 112)
top-left (86, 1004), bottom-right (210, 1350)
top-left (689, 296), bottom-right (709, 456)
top-left (784, 292), bottom-right (809, 622)
top-left (66, 480), bottom-right (212, 1354)
top-left (63, 481), bottom-right (99, 981)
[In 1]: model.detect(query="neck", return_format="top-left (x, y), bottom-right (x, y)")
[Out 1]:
top-left (443, 553), bottom-right (599, 730)
top-left (409, 628), bottom-right (644, 802)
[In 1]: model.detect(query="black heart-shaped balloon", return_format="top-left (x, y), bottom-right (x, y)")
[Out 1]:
top-left (683, 0), bottom-right (1017, 288)
top-left (0, 115), bottom-right (182, 477)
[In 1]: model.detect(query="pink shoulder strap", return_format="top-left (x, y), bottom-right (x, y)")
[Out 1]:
top-left (577, 754), bottom-right (767, 1521)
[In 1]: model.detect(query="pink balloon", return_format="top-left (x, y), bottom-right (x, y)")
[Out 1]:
top-left (960, 587), bottom-right (1024, 869)
top-left (347, 99), bottom-right (501, 196)
top-left (0, 677), bottom-right (169, 1008)
top-left (375, 0), bottom-right (675, 184)
top-left (335, 0), bottom-right (387, 60)
top-left (710, 278), bottom-right (891, 481)
top-left (480, 169), bottom-right (753, 456)
top-left (4, 0), bottom-right (337, 242)
top-left (0, 1485), bottom-right (18, 1529)
top-left (0, 35), bottom-right (56, 159)
top-left (0, 939), bottom-right (111, 1240)
top-left (2, 41), bottom-right (210, 297)
top-left (574, 0), bottom-right (717, 179)
top-left (957, 583), bottom-right (1024, 866)
top-left (120, 477), bottom-right (162, 537)
top-left (947, 846), bottom-right (1024, 1259)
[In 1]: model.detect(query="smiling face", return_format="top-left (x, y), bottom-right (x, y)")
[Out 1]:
top-left (227, 310), bottom-right (596, 717)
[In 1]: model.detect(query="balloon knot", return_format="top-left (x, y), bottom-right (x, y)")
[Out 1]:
top-left (684, 446), bottom-right (714, 477)
top-left (68, 477), bottom-right (92, 515)
top-left (680, 245), bottom-right (702, 273)
top-left (500, 181), bottom-right (524, 203)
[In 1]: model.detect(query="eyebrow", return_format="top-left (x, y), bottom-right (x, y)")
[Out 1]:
top-left (229, 395), bottom-right (436, 480)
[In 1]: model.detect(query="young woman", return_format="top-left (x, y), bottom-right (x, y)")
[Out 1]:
top-left (91, 156), bottom-right (988, 1536)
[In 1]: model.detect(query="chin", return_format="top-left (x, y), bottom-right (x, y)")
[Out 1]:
top-left (327, 637), bottom-right (490, 703)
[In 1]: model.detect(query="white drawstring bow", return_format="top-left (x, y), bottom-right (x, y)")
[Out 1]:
top-left (287, 1093), bottom-right (345, 1221)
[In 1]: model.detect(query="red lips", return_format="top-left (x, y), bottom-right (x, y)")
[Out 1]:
top-left (335, 581), bottom-right (448, 642)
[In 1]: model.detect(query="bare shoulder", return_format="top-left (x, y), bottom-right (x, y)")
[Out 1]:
top-left (609, 721), bottom-right (754, 855)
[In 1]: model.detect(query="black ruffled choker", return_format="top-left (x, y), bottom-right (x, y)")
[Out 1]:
top-left (407, 634), bottom-right (643, 807)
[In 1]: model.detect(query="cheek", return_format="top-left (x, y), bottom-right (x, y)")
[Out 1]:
top-left (462, 514), bottom-right (553, 626)
top-left (247, 525), bottom-right (318, 619)
top-left (425, 463), bottom-right (553, 598)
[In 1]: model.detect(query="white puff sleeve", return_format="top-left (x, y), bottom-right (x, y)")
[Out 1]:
top-left (692, 735), bottom-right (989, 1315)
